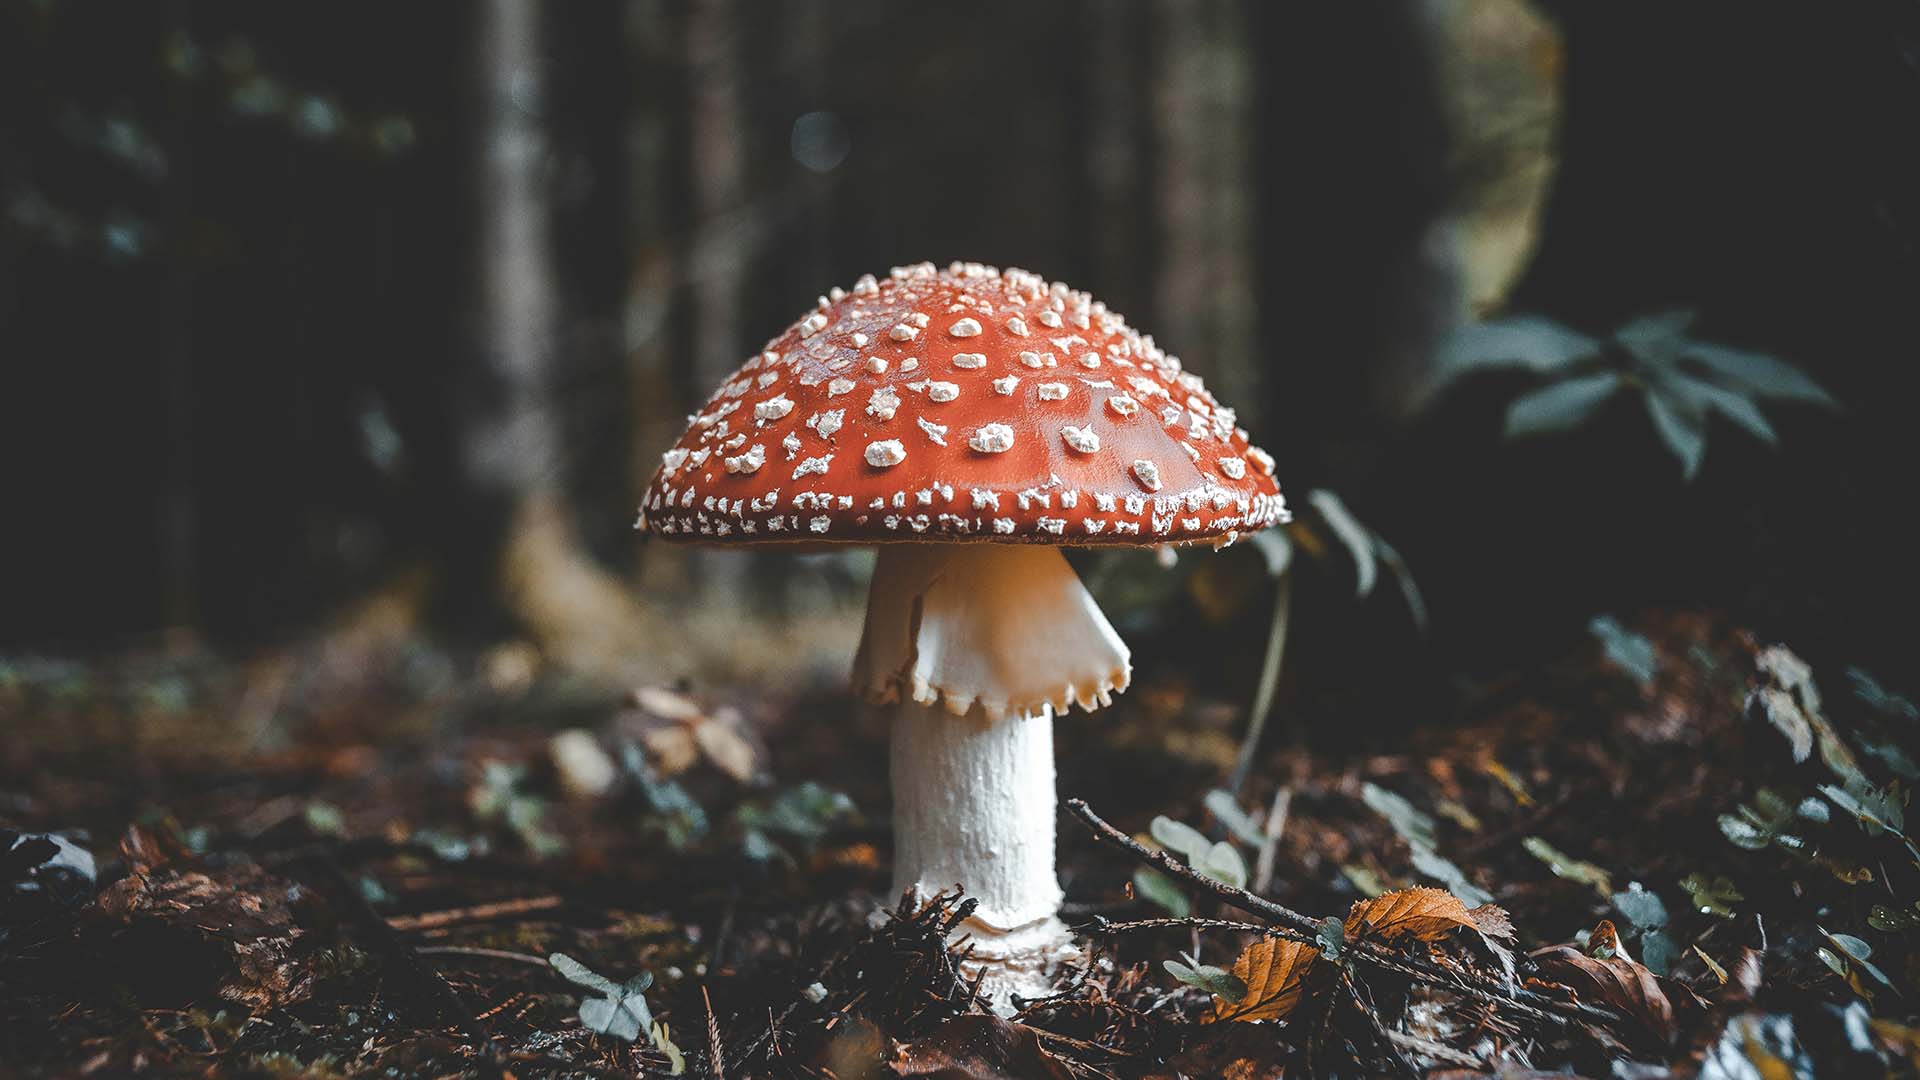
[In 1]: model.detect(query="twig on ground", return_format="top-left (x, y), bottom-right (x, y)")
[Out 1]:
top-left (414, 946), bottom-right (553, 968)
top-left (1064, 798), bottom-right (1617, 1028)
top-left (385, 894), bottom-right (564, 932)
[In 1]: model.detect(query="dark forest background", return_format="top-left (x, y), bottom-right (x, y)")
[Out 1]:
top-left (4, 0), bottom-right (1917, 738)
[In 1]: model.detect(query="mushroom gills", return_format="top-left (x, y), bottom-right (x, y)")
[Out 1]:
top-left (852, 543), bottom-right (1131, 723)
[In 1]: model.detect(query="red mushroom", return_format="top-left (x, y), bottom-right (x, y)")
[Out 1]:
top-left (638, 262), bottom-right (1287, 1007)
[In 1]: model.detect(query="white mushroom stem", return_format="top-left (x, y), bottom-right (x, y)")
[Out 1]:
top-left (853, 543), bottom-right (1131, 1011)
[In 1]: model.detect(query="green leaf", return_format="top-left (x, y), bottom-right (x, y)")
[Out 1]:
top-left (1306, 490), bottom-right (1377, 598)
top-left (1523, 837), bottom-right (1613, 897)
top-left (1850, 668), bottom-right (1919, 723)
top-left (1821, 928), bottom-right (1873, 961)
top-left (1644, 384), bottom-right (1708, 481)
top-left (1361, 783), bottom-right (1438, 851)
top-left (1612, 883), bottom-right (1670, 930)
top-left (1198, 841), bottom-right (1248, 890)
top-left (1821, 782), bottom-right (1904, 838)
top-left (1589, 615), bottom-right (1659, 687)
top-left (551, 953), bottom-right (655, 1043)
top-left (1682, 342), bottom-right (1836, 407)
top-left (1132, 867), bottom-right (1191, 917)
top-left (1680, 873), bottom-right (1743, 918)
top-left (1150, 816), bottom-right (1211, 863)
top-left (1410, 845), bottom-right (1493, 907)
top-left (1718, 814), bottom-right (1771, 850)
top-left (1662, 370), bottom-right (1779, 446)
top-left (1164, 954), bottom-right (1248, 1001)
top-left (1614, 309), bottom-right (1698, 364)
top-left (1205, 790), bottom-right (1266, 847)
top-left (1316, 916), bottom-right (1347, 961)
top-left (1504, 373), bottom-right (1623, 439)
top-left (1432, 316), bottom-right (1604, 385)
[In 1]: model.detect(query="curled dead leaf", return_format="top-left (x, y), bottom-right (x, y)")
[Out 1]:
top-left (1345, 886), bottom-right (1480, 943)
top-left (1212, 937), bottom-right (1321, 1023)
top-left (1532, 925), bottom-right (1677, 1043)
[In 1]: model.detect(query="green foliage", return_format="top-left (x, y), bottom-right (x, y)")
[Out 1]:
top-left (621, 743), bottom-right (710, 850)
top-left (1150, 815), bottom-right (1247, 889)
top-left (470, 762), bottom-right (565, 859)
top-left (1315, 916), bottom-right (1347, 962)
top-left (1718, 788), bottom-right (1826, 853)
top-left (1679, 873), bottom-right (1742, 918)
top-left (548, 953), bottom-right (684, 1068)
top-left (1132, 868), bottom-right (1191, 917)
top-left (1588, 615), bottom-right (1659, 688)
top-left (1361, 782), bottom-right (1492, 906)
top-left (1163, 952), bottom-right (1247, 1001)
top-left (1204, 789), bottom-right (1266, 847)
top-left (735, 782), bottom-right (855, 864)
top-left (1522, 837), bottom-right (1612, 898)
top-left (1612, 882), bottom-right (1678, 975)
top-left (549, 952), bottom-right (656, 1042)
top-left (1434, 309), bottom-right (1836, 480)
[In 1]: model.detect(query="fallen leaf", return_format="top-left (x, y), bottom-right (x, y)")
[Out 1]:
top-left (1532, 926), bottom-right (1677, 1043)
top-left (88, 828), bottom-right (314, 1010)
top-left (1212, 937), bottom-right (1321, 1023)
top-left (1345, 886), bottom-right (1479, 943)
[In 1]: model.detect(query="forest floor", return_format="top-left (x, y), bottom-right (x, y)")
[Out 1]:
top-left (3, 611), bottom-right (1918, 1078)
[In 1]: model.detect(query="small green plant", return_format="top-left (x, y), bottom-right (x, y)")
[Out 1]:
top-left (1133, 814), bottom-right (1249, 916)
top-left (1433, 309), bottom-right (1836, 479)
top-left (548, 953), bottom-right (684, 1071)
top-left (1163, 951), bottom-right (1248, 1000)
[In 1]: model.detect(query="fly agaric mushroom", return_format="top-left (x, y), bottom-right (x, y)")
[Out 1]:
top-left (637, 262), bottom-right (1287, 1008)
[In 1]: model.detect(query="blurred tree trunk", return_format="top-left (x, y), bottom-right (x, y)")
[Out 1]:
top-left (626, 0), bottom-right (687, 598)
top-left (1151, 0), bottom-right (1259, 423)
top-left (683, 0), bottom-right (748, 598)
top-left (467, 0), bottom-right (651, 678)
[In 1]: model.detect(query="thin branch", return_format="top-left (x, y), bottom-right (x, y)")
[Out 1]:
top-left (1064, 798), bottom-right (1616, 1028)
top-left (414, 945), bottom-right (553, 968)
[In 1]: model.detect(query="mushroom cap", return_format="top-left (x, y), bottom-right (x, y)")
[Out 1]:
top-left (636, 262), bottom-right (1288, 546)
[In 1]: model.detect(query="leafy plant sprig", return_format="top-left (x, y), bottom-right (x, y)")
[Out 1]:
top-left (1433, 309), bottom-right (1836, 480)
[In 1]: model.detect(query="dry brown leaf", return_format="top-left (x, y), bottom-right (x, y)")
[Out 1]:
top-left (1345, 886), bottom-right (1479, 943)
top-left (1212, 937), bottom-right (1321, 1023)
top-left (1532, 925), bottom-right (1677, 1043)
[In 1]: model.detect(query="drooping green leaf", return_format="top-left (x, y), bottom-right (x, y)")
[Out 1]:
top-left (1504, 373), bottom-right (1623, 439)
top-left (1655, 370), bottom-right (1778, 446)
top-left (1431, 316), bottom-right (1604, 387)
top-left (1150, 816), bottom-right (1211, 863)
top-left (1199, 842), bottom-right (1249, 890)
top-left (1681, 342), bottom-right (1836, 407)
top-left (1306, 490), bottom-right (1377, 598)
top-left (1851, 668), bottom-right (1919, 723)
top-left (1205, 790), bottom-right (1266, 847)
top-left (1644, 384), bottom-right (1708, 481)
top-left (1164, 954), bottom-right (1248, 1001)
top-left (1132, 867), bottom-right (1191, 917)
